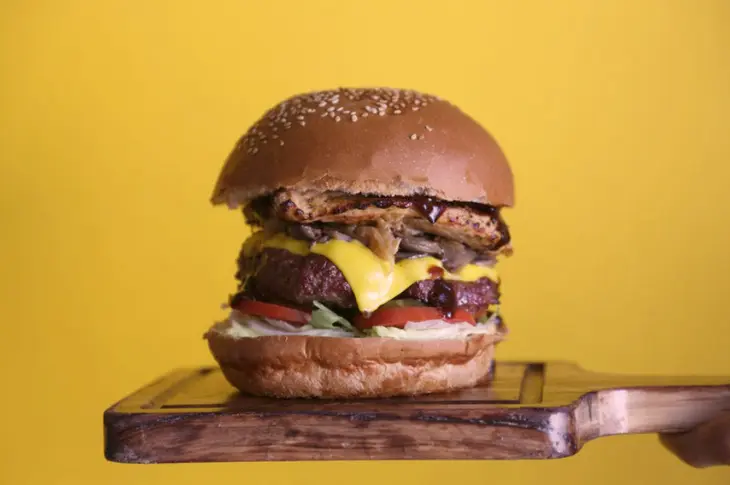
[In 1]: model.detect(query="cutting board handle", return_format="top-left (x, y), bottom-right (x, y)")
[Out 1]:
top-left (575, 385), bottom-right (730, 444)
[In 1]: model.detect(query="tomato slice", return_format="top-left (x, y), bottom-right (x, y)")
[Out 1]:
top-left (354, 307), bottom-right (475, 329)
top-left (234, 299), bottom-right (311, 326)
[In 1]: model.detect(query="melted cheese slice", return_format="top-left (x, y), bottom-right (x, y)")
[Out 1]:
top-left (247, 232), bottom-right (499, 313)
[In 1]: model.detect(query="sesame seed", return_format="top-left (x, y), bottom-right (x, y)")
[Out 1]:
top-left (280, 140), bottom-right (284, 146)
top-left (240, 89), bottom-right (442, 149)
top-left (409, 133), bottom-right (417, 140)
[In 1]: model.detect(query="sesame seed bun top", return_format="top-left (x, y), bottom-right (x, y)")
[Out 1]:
top-left (211, 87), bottom-right (514, 207)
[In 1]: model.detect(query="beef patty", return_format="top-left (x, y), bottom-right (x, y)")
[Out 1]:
top-left (235, 248), bottom-right (500, 314)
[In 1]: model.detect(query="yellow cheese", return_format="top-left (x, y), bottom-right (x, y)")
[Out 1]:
top-left (248, 231), bottom-right (499, 313)
top-left (258, 232), bottom-right (309, 256)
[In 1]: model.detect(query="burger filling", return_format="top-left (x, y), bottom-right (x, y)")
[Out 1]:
top-left (219, 189), bottom-right (511, 340)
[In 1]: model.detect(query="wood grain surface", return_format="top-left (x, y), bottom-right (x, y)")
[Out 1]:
top-left (104, 361), bottom-right (730, 463)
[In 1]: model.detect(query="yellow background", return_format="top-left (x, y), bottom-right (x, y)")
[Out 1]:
top-left (2, 0), bottom-right (729, 483)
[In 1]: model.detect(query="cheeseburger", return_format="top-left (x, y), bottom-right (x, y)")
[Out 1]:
top-left (205, 87), bottom-right (514, 398)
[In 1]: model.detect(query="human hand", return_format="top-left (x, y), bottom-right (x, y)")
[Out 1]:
top-left (660, 412), bottom-right (730, 468)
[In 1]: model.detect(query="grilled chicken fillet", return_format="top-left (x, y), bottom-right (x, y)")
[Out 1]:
top-left (246, 189), bottom-right (512, 255)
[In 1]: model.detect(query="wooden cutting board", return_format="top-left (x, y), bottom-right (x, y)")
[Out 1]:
top-left (104, 361), bottom-right (730, 463)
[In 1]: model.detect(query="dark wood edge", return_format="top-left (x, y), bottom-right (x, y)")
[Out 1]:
top-left (104, 405), bottom-right (578, 463)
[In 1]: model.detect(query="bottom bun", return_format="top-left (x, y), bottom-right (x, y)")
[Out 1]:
top-left (205, 329), bottom-right (504, 398)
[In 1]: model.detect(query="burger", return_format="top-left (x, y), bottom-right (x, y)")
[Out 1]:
top-left (205, 87), bottom-right (514, 398)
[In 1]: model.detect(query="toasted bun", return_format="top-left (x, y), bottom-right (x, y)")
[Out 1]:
top-left (205, 329), bottom-right (503, 398)
top-left (211, 87), bottom-right (514, 208)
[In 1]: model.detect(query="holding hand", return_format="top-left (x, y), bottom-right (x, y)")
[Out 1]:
top-left (660, 412), bottom-right (730, 468)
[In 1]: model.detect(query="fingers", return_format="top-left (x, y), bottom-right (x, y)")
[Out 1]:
top-left (660, 413), bottom-right (730, 468)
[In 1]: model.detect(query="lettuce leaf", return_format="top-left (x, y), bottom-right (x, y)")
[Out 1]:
top-left (365, 322), bottom-right (499, 340)
top-left (310, 301), bottom-right (357, 332)
top-left (478, 305), bottom-right (500, 324)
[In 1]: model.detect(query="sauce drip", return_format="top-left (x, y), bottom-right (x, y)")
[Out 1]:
top-left (429, 279), bottom-right (457, 318)
top-left (411, 196), bottom-right (447, 223)
top-left (427, 266), bottom-right (445, 279)
top-left (363, 196), bottom-right (448, 223)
